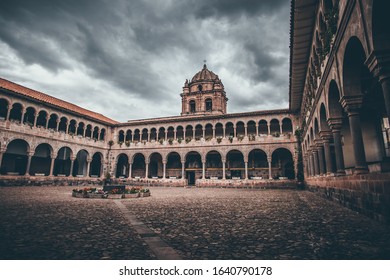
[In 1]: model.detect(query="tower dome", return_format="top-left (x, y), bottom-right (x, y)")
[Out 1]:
top-left (180, 64), bottom-right (228, 116)
top-left (191, 64), bottom-right (219, 82)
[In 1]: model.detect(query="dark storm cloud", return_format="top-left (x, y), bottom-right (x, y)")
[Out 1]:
top-left (0, 0), bottom-right (290, 121)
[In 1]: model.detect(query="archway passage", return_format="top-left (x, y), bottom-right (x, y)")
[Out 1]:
top-left (226, 150), bottom-right (244, 179)
top-left (0, 98), bottom-right (8, 119)
top-left (116, 154), bottom-right (129, 178)
top-left (166, 152), bottom-right (181, 178)
top-left (30, 143), bottom-right (52, 176)
top-left (90, 153), bottom-right (102, 177)
top-left (149, 153), bottom-right (163, 178)
top-left (185, 151), bottom-right (202, 184)
top-left (1, 139), bottom-right (29, 175)
top-left (248, 149), bottom-right (268, 178)
top-left (206, 151), bottom-right (222, 179)
top-left (73, 150), bottom-right (89, 177)
top-left (132, 153), bottom-right (145, 178)
top-left (272, 148), bottom-right (295, 179)
top-left (54, 147), bottom-right (72, 176)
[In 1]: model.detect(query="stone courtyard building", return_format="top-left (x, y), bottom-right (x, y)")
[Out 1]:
top-left (1, 0), bottom-right (390, 223)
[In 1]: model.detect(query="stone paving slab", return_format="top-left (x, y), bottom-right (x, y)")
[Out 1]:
top-left (1, 186), bottom-right (390, 260)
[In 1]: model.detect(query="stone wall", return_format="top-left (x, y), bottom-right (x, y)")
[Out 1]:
top-left (196, 178), bottom-right (297, 189)
top-left (306, 174), bottom-right (390, 224)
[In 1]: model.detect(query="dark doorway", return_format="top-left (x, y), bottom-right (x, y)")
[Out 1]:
top-left (187, 171), bottom-right (195, 185)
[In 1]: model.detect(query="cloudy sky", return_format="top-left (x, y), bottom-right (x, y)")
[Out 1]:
top-left (0, 0), bottom-right (291, 122)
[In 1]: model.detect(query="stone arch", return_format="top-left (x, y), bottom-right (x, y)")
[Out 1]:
top-left (134, 129), bottom-right (141, 142)
top-left (149, 128), bottom-right (157, 141)
top-left (125, 129), bottom-right (132, 142)
top-left (23, 106), bottom-right (36, 126)
top-left (90, 152), bottom-right (103, 177)
top-left (149, 152), bottom-right (163, 178)
top-left (99, 128), bottom-right (106, 141)
top-left (72, 149), bottom-right (89, 177)
top-left (282, 118), bottom-right (293, 134)
top-left (195, 124), bottom-right (203, 139)
top-left (247, 120), bottom-right (256, 136)
top-left (176, 126), bottom-right (183, 140)
top-left (167, 126), bottom-right (174, 140)
top-left (205, 150), bottom-right (222, 179)
top-left (92, 126), bottom-right (99, 140)
top-left (258, 119), bottom-right (268, 135)
top-left (142, 128), bottom-right (149, 141)
top-left (131, 153), bottom-right (146, 178)
top-left (47, 113), bottom-right (58, 130)
top-left (205, 123), bottom-right (213, 139)
top-left (9, 103), bottom-right (23, 123)
top-left (36, 110), bottom-right (48, 127)
top-left (270, 119), bottom-right (281, 135)
top-left (58, 117), bottom-right (68, 133)
top-left (30, 143), bottom-right (53, 176)
top-left (225, 122), bottom-right (234, 137)
top-left (342, 36), bottom-right (387, 172)
top-left (76, 122), bottom-right (85, 136)
top-left (85, 124), bottom-right (92, 138)
top-left (236, 121), bottom-right (245, 137)
top-left (166, 151), bottom-right (182, 178)
top-left (215, 122), bottom-right (224, 137)
top-left (248, 149), bottom-right (268, 179)
top-left (185, 151), bottom-right (202, 184)
top-left (226, 149), bottom-right (245, 179)
top-left (319, 103), bottom-right (330, 131)
top-left (0, 98), bottom-right (9, 119)
top-left (271, 148), bottom-right (295, 179)
top-left (68, 119), bottom-right (77, 135)
top-left (116, 153), bottom-right (129, 178)
top-left (53, 147), bottom-right (72, 176)
top-left (185, 125), bottom-right (193, 140)
top-left (158, 127), bottom-right (165, 141)
top-left (118, 130), bottom-right (125, 143)
top-left (0, 139), bottom-right (30, 175)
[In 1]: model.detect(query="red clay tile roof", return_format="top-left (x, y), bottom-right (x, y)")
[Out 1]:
top-left (0, 78), bottom-right (118, 125)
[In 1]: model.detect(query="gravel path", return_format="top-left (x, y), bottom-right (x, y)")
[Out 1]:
top-left (1, 186), bottom-right (390, 260)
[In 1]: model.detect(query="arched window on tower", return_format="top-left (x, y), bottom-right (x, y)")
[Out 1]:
top-left (189, 100), bottom-right (196, 113)
top-left (205, 98), bottom-right (212, 112)
top-left (198, 84), bottom-right (203, 91)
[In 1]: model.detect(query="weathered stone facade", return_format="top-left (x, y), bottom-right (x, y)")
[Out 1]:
top-left (0, 64), bottom-right (298, 188)
top-left (290, 0), bottom-right (390, 223)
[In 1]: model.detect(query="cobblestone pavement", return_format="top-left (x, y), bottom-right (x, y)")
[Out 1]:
top-left (1, 186), bottom-right (390, 260)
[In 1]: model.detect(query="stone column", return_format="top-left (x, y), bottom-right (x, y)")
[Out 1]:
top-left (202, 161), bottom-right (206, 179)
top-left (309, 152), bottom-right (315, 177)
top-left (223, 126), bottom-right (226, 138)
top-left (148, 132), bottom-right (151, 142)
top-left (33, 113), bottom-right (38, 127)
top-left (181, 161), bottom-right (185, 179)
top-left (244, 125), bottom-right (248, 137)
top-left (320, 131), bottom-right (333, 175)
top-left (66, 122), bottom-right (69, 134)
top-left (233, 125), bottom-right (236, 138)
top-left (21, 109), bottom-right (26, 124)
top-left (341, 96), bottom-right (369, 174)
top-left (267, 157), bottom-right (272, 179)
top-left (316, 144), bottom-right (326, 175)
top-left (212, 128), bottom-right (216, 139)
top-left (128, 163), bottom-right (132, 179)
top-left (183, 130), bottom-right (186, 140)
top-left (267, 124), bottom-right (271, 135)
top-left (69, 156), bottom-right (76, 177)
top-left (328, 118), bottom-right (345, 175)
top-left (25, 152), bottom-right (33, 176)
top-left (202, 128), bottom-right (205, 139)
top-left (131, 133), bottom-right (134, 142)
top-left (312, 147), bottom-right (319, 176)
top-left (255, 124), bottom-right (259, 136)
top-left (86, 159), bottom-right (91, 177)
top-left (145, 161), bottom-right (149, 179)
top-left (0, 151), bottom-right (4, 171)
top-left (45, 116), bottom-right (49, 129)
top-left (56, 120), bottom-right (60, 131)
top-left (244, 161), bottom-right (248, 179)
top-left (165, 130), bottom-right (168, 141)
top-left (163, 161), bottom-right (167, 179)
top-left (222, 160), bottom-right (226, 179)
top-left (192, 129), bottom-right (195, 139)
top-left (49, 156), bottom-right (55, 176)
top-left (6, 105), bottom-right (11, 121)
top-left (174, 130), bottom-right (177, 141)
